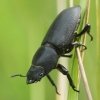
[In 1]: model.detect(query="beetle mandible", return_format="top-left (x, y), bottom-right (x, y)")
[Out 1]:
top-left (11, 6), bottom-right (93, 94)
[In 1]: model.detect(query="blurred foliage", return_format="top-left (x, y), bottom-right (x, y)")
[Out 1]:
top-left (0, 0), bottom-right (99, 100)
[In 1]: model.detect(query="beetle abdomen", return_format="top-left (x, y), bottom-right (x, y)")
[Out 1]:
top-left (42, 6), bottom-right (81, 48)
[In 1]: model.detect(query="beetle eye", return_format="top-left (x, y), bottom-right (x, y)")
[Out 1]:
top-left (39, 73), bottom-right (44, 77)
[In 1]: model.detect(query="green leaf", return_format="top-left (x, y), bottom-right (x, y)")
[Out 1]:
top-left (67, 1), bottom-right (89, 100)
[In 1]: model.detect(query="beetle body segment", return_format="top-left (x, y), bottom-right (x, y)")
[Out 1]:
top-left (32, 45), bottom-right (59, 74)
top-left (42, 6), bottom-right (81, 54)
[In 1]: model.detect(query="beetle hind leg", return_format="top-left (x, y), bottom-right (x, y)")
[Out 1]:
top-left (76, 24), bottom-right (93, 41)
top-left (56, 64), bottom-right (79, 92)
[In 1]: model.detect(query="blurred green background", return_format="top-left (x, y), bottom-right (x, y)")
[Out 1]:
top-left (0, 0), bottom-right (99, 100)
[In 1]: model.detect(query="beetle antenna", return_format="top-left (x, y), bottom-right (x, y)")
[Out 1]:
top-left (11, 74), bottom-right (26, 78)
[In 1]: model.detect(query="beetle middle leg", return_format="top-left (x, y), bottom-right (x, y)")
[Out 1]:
top-left (56, 64), bottom-right (79, 92)
top-left (76, 24), bottom-right (93, 41)
top-left (72, 41), bottom-right (87, 51)
top-left (61, 54), bottom-right (72, 58)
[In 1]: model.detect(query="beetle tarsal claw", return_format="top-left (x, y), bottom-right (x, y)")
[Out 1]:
top-left (73, 88), bottom-right (80, 92)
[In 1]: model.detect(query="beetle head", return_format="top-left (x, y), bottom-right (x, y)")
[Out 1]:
top-left (26, 65), bottom-right (45, 84)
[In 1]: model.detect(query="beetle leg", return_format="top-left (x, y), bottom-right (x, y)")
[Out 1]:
top-left (61, 54), bottom-right (72, 58)
top-left (11, 74), bottom-right (26, 78)
top-left (72, 41), bottom-right (87, 51)
top-left (46, 74), bottom-right (60, 95)
top-left (56, 64), bottom-right (79, 92)
top-left (76, 24), bottom-right (93, 41)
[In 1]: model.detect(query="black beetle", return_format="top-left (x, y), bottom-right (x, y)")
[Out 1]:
top-left (11, 6), bottom-right (93, 94)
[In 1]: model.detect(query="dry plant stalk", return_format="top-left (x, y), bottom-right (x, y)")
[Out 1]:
top-left (76, 0), bottom-right (93, 100)
top-left (76, 48), bottom-right (93, 100)
top-left (81, 0), bottom-right (90, 59)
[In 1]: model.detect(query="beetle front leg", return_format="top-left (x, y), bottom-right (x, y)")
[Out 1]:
top-left (56, 64), bottom-right (79, 92)
top-left (46, 74), bottom-right (60, 95)
top-left (76, 24), bottom-right (93, 41)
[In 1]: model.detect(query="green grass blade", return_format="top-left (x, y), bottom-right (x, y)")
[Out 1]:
top-left (96, 0), bottom-right (100, 100)
top-left (67, 1), bottom-right (89, 100)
